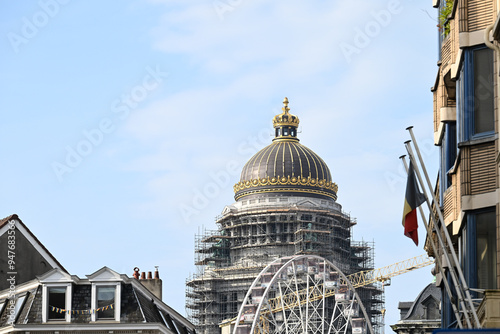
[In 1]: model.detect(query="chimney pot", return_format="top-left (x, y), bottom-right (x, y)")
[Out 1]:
top-left (140, 272), bottom-right (146, 280)
top-left (133, 267), bottom-right (140, 279)
top-left (147, 271), bottom-right (153, 279)
top-left (154, 266), bottom-right (160, 280)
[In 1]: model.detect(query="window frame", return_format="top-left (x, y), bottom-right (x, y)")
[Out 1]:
top-left (42, 283), bottom-right (72, 323)
top-left (462, 208), bottom-right (497, 293)
top-left (458, 45), bottom-right (495, 142)
top-left (440, 122), bottom-right (457, 202)
top-left (91, 282), bottom-right (121, 322)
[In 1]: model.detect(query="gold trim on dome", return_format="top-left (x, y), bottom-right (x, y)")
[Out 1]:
top-left (272, 136), bottom-right (299, 142)
top-left (234, 187), bottom-right (338, 201)
top-left (234, 175), bottom-right (338, 195)
top-left (273, 97), bottom-right (300, 128)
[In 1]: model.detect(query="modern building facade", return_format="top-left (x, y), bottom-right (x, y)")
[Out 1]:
top-left (429, 0), bottom-right (500, 328)
top-left (186, 99), bottom-right (384, 334)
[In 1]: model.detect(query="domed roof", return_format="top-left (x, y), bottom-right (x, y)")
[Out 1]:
top-left (234, 98), bottom-right (338, 201)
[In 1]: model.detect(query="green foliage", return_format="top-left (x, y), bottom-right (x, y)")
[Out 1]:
top-left (438, 0), bottom-right (453, 37)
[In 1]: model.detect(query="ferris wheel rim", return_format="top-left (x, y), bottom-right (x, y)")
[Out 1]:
top-left (232, 254), bottom-right (374, 334)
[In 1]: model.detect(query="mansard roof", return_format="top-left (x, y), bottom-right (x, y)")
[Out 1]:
top-left (0, 266), bottom-right (195, 334)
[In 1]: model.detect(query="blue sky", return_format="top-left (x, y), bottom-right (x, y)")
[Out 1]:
top-left (1, 0), bottom-right (440, 331)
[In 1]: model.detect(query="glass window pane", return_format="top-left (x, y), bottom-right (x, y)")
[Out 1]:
top-left (48, 287), bottom-right (66, 320)
top-left (476, 211), bottom-right (497, 289)
top-left (0, 301), bottom-right (5, 313)
top-left (474, 48), bottom-right (494, 134)
top-left (97, 286), bottom-right (115, 319)
top-left (11, 295), bottom-right (26, 323)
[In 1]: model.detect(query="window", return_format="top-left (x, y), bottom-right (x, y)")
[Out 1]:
top-left (173, 319), bottom-right (188, 334)
top-left (42, 284), bottom-right (71, 323)
top-left (473, 49), bottom-right (494, 134)
top-left (440, 123), bottom-right (457, 201)
top-left (458, 46), bottom-right (495, 141)
top-left (462, 209), bottom-right (497, 294)
top-left (96, 286), bottom-right (115, 319)
top-left (91, 283), bottom-right (120, 322)
top-left (8, 294), bottom-right (27, 325)
top-left (158, 309), bottom-right (175, 331)
top-left (48, 287), bottom-right (66, 320)
top-left (476, 211), bottom-right (497, 289)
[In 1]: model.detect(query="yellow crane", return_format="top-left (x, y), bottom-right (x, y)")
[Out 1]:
top-left (263, 254), bottom-right (433, 314)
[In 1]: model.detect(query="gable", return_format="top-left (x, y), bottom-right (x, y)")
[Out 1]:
top-left (221, 205), bottom-right (235, 215)
top-left (86, 267), bottom-right (123, 282)
top-left (0, 215), bottom-right (66, 291)
top-left (38, 268), bottom-right (77, 283)
top-left (296, 199), bottom-right (318, 207)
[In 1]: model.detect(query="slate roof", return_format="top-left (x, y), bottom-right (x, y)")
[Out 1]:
top-left (401, 283), bottom-right (441, 321)
top-left (0, 276), bottom-right (195, 333)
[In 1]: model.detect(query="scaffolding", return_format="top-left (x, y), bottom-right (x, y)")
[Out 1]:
top-left (350, 241), bottom-right (384, 333)
top-left (186, 198), bottom-right (384, 334)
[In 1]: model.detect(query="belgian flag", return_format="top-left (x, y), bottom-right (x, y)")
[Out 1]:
top-left (402, 161), bottom-right (426, 246)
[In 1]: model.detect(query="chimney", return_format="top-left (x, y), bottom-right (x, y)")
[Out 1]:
top-left (133, 267), bottom-right (140, 279)
top-left (136, 266), bottom-right (162, 300)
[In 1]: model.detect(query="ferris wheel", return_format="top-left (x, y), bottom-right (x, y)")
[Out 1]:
top-left (232, 255), bottom-right (374, 334)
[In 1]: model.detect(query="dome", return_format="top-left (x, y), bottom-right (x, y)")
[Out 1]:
top-left (234, 98), bottom-right (338, 201)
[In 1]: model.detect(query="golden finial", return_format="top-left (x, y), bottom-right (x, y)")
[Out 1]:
top-left (282, 97), bottom-right (290, 113)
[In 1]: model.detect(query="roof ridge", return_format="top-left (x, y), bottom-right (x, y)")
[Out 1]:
top-left (0, 214), bottom-right (18, 227)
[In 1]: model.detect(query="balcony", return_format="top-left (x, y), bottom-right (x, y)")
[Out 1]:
top-left (477, 290), bottom-right (500, 328)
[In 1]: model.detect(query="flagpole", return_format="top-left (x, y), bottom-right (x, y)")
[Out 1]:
top-left (404, 141), bottom-right (473, 329)
top-left (406, 127), bottom-right (481, 328)
top-left (399, 154), bottom-right (463, 328)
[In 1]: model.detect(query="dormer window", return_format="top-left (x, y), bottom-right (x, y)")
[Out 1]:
top-left (96, 286), bottom-right (115, 319)
top-left (42, 284), bottom-right (72, 322)
top-left (48, 287), bottom-right (66, 320)
top-left (91, 283), bottom-right (121, 322)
